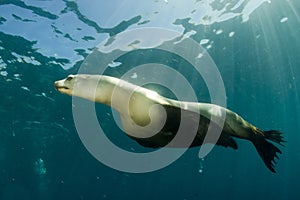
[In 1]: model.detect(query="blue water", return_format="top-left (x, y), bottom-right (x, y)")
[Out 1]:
top-left (1, 0), bottom-right (300, 199)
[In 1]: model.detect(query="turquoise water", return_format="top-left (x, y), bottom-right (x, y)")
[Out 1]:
top-left (1, 0), bottom-right (300, 199)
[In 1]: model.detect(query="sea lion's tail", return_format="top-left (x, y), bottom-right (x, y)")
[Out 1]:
top-left (251, 129), bottom-right (285, 173)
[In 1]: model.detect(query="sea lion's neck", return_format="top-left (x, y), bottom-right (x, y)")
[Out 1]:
top-left (72, 75), bottom-right (147, 112)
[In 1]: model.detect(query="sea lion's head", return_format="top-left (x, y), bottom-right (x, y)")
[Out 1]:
top-left (54, 74), bottom-right (118, 104)
top-left (54, 74), bottom-right (76, 96)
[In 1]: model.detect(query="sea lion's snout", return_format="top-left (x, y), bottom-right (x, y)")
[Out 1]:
top-left (54, 81), bottom-right (64, 90)
top-left (54, 80), bottom-right (70, 92)
top-left (54, 81), bottom-right (59, 90)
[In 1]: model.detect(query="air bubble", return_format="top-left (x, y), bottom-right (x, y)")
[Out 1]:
top-left (280, 17), bottom-right (288, 23)
top-left (198, 158), bottom-right (205, 173)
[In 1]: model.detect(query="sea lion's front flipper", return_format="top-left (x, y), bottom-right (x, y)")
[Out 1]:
top-left (136, 139), bottom-right (163, 148)
top-left (216, 134), bottom-right (238, 149)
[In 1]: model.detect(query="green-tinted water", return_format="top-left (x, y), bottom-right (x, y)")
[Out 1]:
top-left (1, 0), bottom-right (300, 199)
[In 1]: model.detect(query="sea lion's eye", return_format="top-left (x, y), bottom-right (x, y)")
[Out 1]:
top-left (66, 75), bottom-right (74, 81)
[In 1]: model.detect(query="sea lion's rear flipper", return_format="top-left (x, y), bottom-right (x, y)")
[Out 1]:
top-left (252, 130), bottom-right (285, 173)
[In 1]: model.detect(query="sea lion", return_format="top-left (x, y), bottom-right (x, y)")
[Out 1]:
top-left (54, 74), bottom-right (284, 172)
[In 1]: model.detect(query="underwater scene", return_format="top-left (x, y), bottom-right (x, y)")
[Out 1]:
top-left (1, 0), bottom-right (300, 199)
